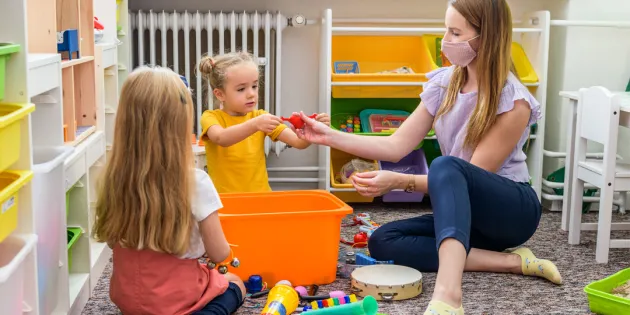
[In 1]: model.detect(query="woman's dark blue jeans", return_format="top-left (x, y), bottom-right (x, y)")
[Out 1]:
top-left (368, 156), bottom-right (542, 272)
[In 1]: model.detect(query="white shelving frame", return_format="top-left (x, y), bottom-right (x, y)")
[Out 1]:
top-left (318, 8), bottom-right (551, 201)
top-left (0, 1), bottom-right (39, 314)
top-left (0, 1), bottom-right (120, 315)
top-left (117, 0), bottom-right (130, 98)
top-left (55, 1), bottom-right (119, 313)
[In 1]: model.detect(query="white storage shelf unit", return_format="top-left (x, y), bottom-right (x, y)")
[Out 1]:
top-left (0, 1), bottom-right (119, 315)
top-left (0, 0), bottom-right (39, 313)
top-left (317, 9), bottom-right (550, 201)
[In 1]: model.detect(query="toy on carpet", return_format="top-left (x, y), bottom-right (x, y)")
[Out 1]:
top-left (205, 245), bottom-right (240, 275)
top-left (353, 213), bottom-right (380, 237)
top-left (294, 287), bottom-right (347, 302)
top-left (340, 231), bottom-right (369, 248)
top-left (281, 113), bottom-right (317, 129)
top-left (351, 264), bottom-right (423, 301)
top-left (340, 213), bottom-right (382, 247)
top-left (260, 280), bottom-right (299, 315)
top-left (245, 275), bottom-right (266, 294)
top-left (304, 293), bottom-right (357, 311)
top-left (302, 295), bottom-right (379, 315)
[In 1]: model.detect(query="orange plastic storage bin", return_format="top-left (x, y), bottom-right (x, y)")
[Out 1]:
top-left (218, 190), bottom-right (352, 286)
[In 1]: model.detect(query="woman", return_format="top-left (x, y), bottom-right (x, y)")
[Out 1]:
top-left (295, 0), bottom-right (561, 314)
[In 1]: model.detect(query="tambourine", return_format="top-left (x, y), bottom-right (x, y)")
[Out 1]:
top-left (350, 264), bottom-right (423, 301)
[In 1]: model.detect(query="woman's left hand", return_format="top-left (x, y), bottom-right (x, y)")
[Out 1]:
top-left (351, 170), bottom-right (403, 197)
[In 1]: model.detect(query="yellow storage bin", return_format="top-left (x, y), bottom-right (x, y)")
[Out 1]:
top-left (422, 34), bottom-right (450, 68)
top-left (0, 171), bottom-right (33, 243)
top-left (331, 35), bottom-right (437, 98)
top-left (511, 42), bottom-right (538, 84)
top-left (0, 103), bottom-right (35, 173)
top-left (422, 35), bottom-right (538, 84)
top-left (330, 148), bottom-right (379, 203)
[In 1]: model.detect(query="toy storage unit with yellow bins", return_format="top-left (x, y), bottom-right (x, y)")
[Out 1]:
top-left (0, 12), bottom-right (39, 313)
top-left (0, 1), bottom-right (121, 315)
top-left (318, 8), bottom-right (549, 203)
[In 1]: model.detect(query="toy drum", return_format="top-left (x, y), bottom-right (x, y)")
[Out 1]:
top-left (350, 264), bottom-right (423, 301)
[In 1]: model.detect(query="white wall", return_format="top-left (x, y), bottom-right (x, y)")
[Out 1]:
top-left (545, 0), bottom-right (630, 175)
top-left (129, 0), bottom-right (630, 190)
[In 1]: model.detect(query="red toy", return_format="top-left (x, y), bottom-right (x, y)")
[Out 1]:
top-left (281, 113), bottom-right (317, 129)
top-left (94, 17), bottom-right (105, 30)
top-left (340, 231), bottom-right (368, 248)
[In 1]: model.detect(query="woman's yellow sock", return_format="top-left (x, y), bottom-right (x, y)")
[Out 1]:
top-left (512, 247), bottom-right (562, 284)
top-left (423, 300), bottom-right (464, 315)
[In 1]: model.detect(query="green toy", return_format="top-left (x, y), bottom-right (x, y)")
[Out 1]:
top-left (305, 295), bottom-right (379, 315)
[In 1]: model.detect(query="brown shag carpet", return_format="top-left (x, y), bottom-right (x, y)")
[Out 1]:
top-left (82, 200), bottom-right (630, 315)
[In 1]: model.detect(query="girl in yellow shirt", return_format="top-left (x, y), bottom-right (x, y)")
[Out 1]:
top-left (199, 52), bottom-right (330, 193)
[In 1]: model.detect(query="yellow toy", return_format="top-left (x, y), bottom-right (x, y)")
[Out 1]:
top-left (260, 280), bottom-right (299, 315)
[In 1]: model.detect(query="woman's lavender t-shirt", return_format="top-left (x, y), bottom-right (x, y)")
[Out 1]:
top-left (419, 66), bottom-right (542, 183)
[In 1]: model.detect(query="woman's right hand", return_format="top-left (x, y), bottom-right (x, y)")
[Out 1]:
top-left (252, 113), bottom-right (283, 134)
top-left (292, 111), bottom-right (333, 145)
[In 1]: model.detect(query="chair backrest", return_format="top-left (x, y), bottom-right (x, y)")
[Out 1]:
top-left (578, 86), bottom-right (620, 147)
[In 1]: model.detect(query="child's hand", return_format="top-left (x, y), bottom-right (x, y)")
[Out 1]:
top-left (252, 113), bottom-right (282, 134)
top-left (315, 113), bottom-right (331, 126)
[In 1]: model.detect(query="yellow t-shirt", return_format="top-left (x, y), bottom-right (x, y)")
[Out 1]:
top-left (200, 109), bottom-right (287, 193)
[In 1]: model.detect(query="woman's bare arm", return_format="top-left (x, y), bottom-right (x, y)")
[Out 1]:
top-left (390, 101), bottom-right (530, 194)
top-left (327, 103), bottom-right (435, 162)
top-left (470, 100), bottom-right (531, 172)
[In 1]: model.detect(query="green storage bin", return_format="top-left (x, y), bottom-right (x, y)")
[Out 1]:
top-left (67, 227), bottom-right (82, 270)
top-left (585, 268), bottom-right (630, 315)
top-left (546, 167), bottom-right (596, 213)
top-left (0, 43), bottom-right (21, 101)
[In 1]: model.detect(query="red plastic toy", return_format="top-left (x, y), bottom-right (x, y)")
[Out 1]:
top-left (94, 17), bottom-right (105, 30)
top-left (281, 113), bottom-right (317, 129)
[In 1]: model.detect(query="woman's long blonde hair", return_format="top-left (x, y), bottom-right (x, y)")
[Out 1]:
top-left (435, 0), bottom-right (517, 150)
top-left (92, 66), bottom-right (195, 256)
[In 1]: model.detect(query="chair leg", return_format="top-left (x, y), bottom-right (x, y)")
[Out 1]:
top-left (596, 184), bottom-right (615, 264)
top-left (568, 176), bottom-right (585, 245)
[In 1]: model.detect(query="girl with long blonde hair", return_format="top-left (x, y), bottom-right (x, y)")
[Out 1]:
top-left (294, 0), bottom-right (561, 314)
top-left (93, 66), bottom-right (245, 315)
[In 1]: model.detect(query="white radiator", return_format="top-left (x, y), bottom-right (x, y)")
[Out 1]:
top-left (129, 10), bottom-right (291, 156)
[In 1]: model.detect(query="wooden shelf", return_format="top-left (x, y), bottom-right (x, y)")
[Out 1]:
top-left (60, 58), bottom-right (96, 145)
top-left (61, 56), bottom-right (95, 68)
top-left (56, 0), bottom-right (94, 59)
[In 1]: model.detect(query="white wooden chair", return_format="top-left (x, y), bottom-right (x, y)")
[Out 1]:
top-left (568, 86), bottom-right (630, 263)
